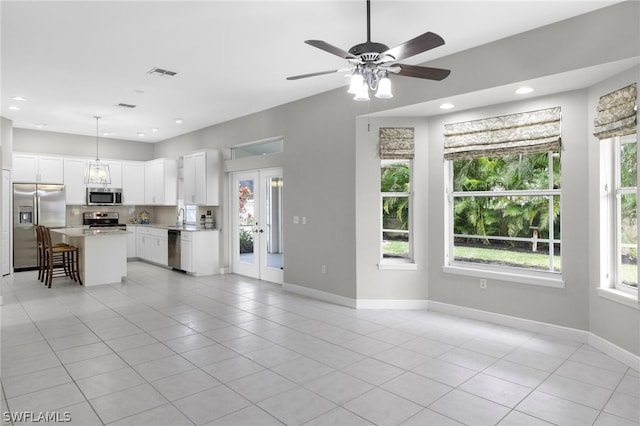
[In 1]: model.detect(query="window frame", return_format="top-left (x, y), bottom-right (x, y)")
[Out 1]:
top-left (444, 151), bottom-right (563, 286)
top-left (610, 134), bottom-right (638, 296)
top-left (379, 158), bottom-right (415, 269)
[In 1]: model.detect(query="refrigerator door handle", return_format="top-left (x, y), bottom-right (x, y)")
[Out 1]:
top-left (35, 193), bottom-right (40, 225)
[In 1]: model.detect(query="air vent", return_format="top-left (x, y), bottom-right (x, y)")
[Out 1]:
top-left (147, 67), bottom-right (177, 77)
top-left (116, 103), bottom-right (137, 109)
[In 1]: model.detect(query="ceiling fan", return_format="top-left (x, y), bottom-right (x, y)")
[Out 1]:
top-left (287, 0), bottom-right (451, 101)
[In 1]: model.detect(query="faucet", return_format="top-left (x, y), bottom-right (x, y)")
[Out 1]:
top-left (176, 208), bottom-right (185, 226)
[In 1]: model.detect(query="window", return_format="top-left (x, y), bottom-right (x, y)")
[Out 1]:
top-left (381, 159), bottom-right (413, 263)
top-left (442, 107), bottom-right (562, 281)
top-left (448, 152), bottom-right (561, 273)
top-left (231, 138), bottom-right (283, 159)
top-left (610, 134), bottom-right (638, 294)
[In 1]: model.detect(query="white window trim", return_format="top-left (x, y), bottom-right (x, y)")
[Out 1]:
top-left (600, 135), bottom-right (639, 302)
top-left (444, 154), bottom-right (563, 287)
top-left (380, 159), bottom-right (415, 267)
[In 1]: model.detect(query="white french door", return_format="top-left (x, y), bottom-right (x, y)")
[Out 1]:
top-left (231, 168), bottom-right (283, 283)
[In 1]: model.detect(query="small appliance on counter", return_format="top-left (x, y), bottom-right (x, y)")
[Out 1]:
top-left (205, 210), bottom-right (214, 229)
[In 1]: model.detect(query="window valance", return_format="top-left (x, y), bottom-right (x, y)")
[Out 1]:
top-left (593, 83), bottom-right (637, 139)
top-left (443, 107), bottom-right (562, 160)
top-left (380, 127), bottom-right (415, 160)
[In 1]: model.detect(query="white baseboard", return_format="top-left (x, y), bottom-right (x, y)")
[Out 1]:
top-left (428, 300), bottom-right (639, 370)
top-left (280, 283), bottom-right (639, 370)
top-left (589, 333), bottom-right (640, 371)
top-left (357, 299), bottom-right (430, 310)
top-left (428, 300), bottom-right (589, 343)
top-left (283, 282), bottom-right (356, 308)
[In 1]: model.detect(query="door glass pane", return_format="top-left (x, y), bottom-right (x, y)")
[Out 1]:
top-left (238, 179), bottom-right (255, 264)
top-left (266, 177), bottom-right (283, 270)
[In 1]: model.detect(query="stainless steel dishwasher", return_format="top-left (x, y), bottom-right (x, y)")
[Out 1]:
top-left (168, 229), bottom-right (181, 269)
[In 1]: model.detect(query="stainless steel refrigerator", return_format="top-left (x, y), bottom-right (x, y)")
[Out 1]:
top-left (13, 183), bottom-right (66, 271)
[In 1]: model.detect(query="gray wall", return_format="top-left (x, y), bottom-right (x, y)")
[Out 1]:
top-left (588, 66), bottom-right (640, 356)
top-left (13, 128), bottom-right (154, 161)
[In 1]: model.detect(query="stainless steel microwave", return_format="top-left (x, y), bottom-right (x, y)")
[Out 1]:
top-left (86, 187), bottom-right (123, 205)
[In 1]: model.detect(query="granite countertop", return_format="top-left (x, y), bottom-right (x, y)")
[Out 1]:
top-left (51, 228), bottom-right (130, 237)
top-left (128, 223), bottom-right (218, 232)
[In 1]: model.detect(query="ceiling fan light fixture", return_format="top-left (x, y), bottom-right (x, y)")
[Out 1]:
top-left (348, 71), bottom-right (364, 94)
top-left (353, 80), bottom-right (370, 101)
top-left (375, 74), bottom-right (393, 99)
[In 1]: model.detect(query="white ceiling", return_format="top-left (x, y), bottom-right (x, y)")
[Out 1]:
top-left (1, 0), bottom-right (624, 143)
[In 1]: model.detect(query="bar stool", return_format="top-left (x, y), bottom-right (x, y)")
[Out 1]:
top-left (35, 225), bottom-right (69, 282)
top-left (41, 226), bottom-right (83, 288)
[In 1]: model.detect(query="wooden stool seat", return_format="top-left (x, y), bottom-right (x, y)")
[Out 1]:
top-left (40, 226), bottom-right (83, 288)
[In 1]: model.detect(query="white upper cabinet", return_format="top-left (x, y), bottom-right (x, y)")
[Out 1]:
top-left (13, 154), bottom-right (64, 183)
top-left (183, 150), bottom-right (221, 206)
top-left (63, 158), bottom-right (87, 205)
top-left (122, 161), bottom-right (145, 205)
top-left (107, 161), bottom-right (123, 189)
top-left (144, 158), bottom-right (177, 205)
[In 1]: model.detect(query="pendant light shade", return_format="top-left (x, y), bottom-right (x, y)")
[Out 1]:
top-left (85, 116), bottom-right (111, 185)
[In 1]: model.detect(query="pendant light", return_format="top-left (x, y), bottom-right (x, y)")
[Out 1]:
top-left (85, 116), bottom-right (111, 185)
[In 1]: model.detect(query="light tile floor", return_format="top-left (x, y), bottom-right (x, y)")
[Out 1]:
top-left (1, 262), bottom-right (638, 426)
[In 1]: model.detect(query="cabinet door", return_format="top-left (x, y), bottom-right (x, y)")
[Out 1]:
top-left (136, 233), bottom-right (147, 259)
top-left (144, 161), bottom-right (161, 204)
top-left (108, 161), bottom-right (123, 189)
top-left (12, 154), bottom-right (39, 182)
top-left (38, 156), bottom-right (64, 183)
top-left (64, 158), bottom-right (87, 205)
top-left (183, 155), bottom-right (197, 204)
top-left (157, 236), bottom-right (168, 266)
top-left (126, 226), bottom-right (136, 258)
top-left (193, 153), bottom-right (207, 205)
top-left (122, 162), bottom-right (145, 205)
top-left (181, 237), bottom-right (193, 272)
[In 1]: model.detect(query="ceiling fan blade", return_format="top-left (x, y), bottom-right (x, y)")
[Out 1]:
top-left (381, 31), bottom-right (445, 62)
top-left (392, 63), bottom-right (451, 81)
top-left (286, 69), bottom-right (341, 80)
top-left (305, 40), bottom-right (357, 59)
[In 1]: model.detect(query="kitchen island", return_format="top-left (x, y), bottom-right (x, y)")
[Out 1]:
top-left (51, 228), bottom-right (128, 286)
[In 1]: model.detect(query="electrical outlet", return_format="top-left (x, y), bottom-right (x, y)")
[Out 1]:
top-left (321, 265), bottom-right (326, 274)
top-left (293, 216), bottom-right (299, 224)
top-left (480, 279), bottom-right (487, 290)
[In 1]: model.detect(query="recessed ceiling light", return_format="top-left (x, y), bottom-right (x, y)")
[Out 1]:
top-left (174, 118), bottom-right (184, 124)
top-left (12, 96), bottom-right (27, 101)
top-left (440, 102), bottom-right (455, 110)
top-left (8, 106), bottom-right (21, 111)
top-left (151, 127), bottom-right (159, 132)
top-left (137, 132), bottom-right (145, 137)
top-left (35, 123), bottom-right (47, 129)
top-left (515, 86), bottom-right (534, 95)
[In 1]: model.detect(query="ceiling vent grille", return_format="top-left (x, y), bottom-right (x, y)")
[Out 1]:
top-left (116, 103), bottom-right (137, 109)
top-left (147, 67), bottom-right (177, 77)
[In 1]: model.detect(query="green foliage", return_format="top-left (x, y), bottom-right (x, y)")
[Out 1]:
top-left (239, 228), bottom-right (254, 254)
top-left (453, 152), bottom-right (561, 246)
top-left (381, 162), bottom-right (410, 230)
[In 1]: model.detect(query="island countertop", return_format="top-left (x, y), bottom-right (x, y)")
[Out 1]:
top-left (52, 227), bottom-right (130, 237)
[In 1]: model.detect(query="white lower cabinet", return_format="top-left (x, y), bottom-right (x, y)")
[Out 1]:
top-left (135, 227), bottom-right (168, 266)
top-left (126, 225), bottom-right (136, 259)
top-left (182, 230), bottom-right (219, 276)
top-left (180, 232), bottom-right (193, 273)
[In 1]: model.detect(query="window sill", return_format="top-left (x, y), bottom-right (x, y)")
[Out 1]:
top-left (442, 264), bottom-right (564, 288)
top-left (598, 288), bottom-right (639, 310)
top-left (378, 262), bottom-right (418, 271)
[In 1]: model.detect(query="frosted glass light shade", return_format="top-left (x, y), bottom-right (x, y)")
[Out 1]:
top-left (85, 161), bottom-right (111, 185)
top-left (375, 76), bottom-right (393, 99)
top-left (348, 73), bottom-right (364, 94)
